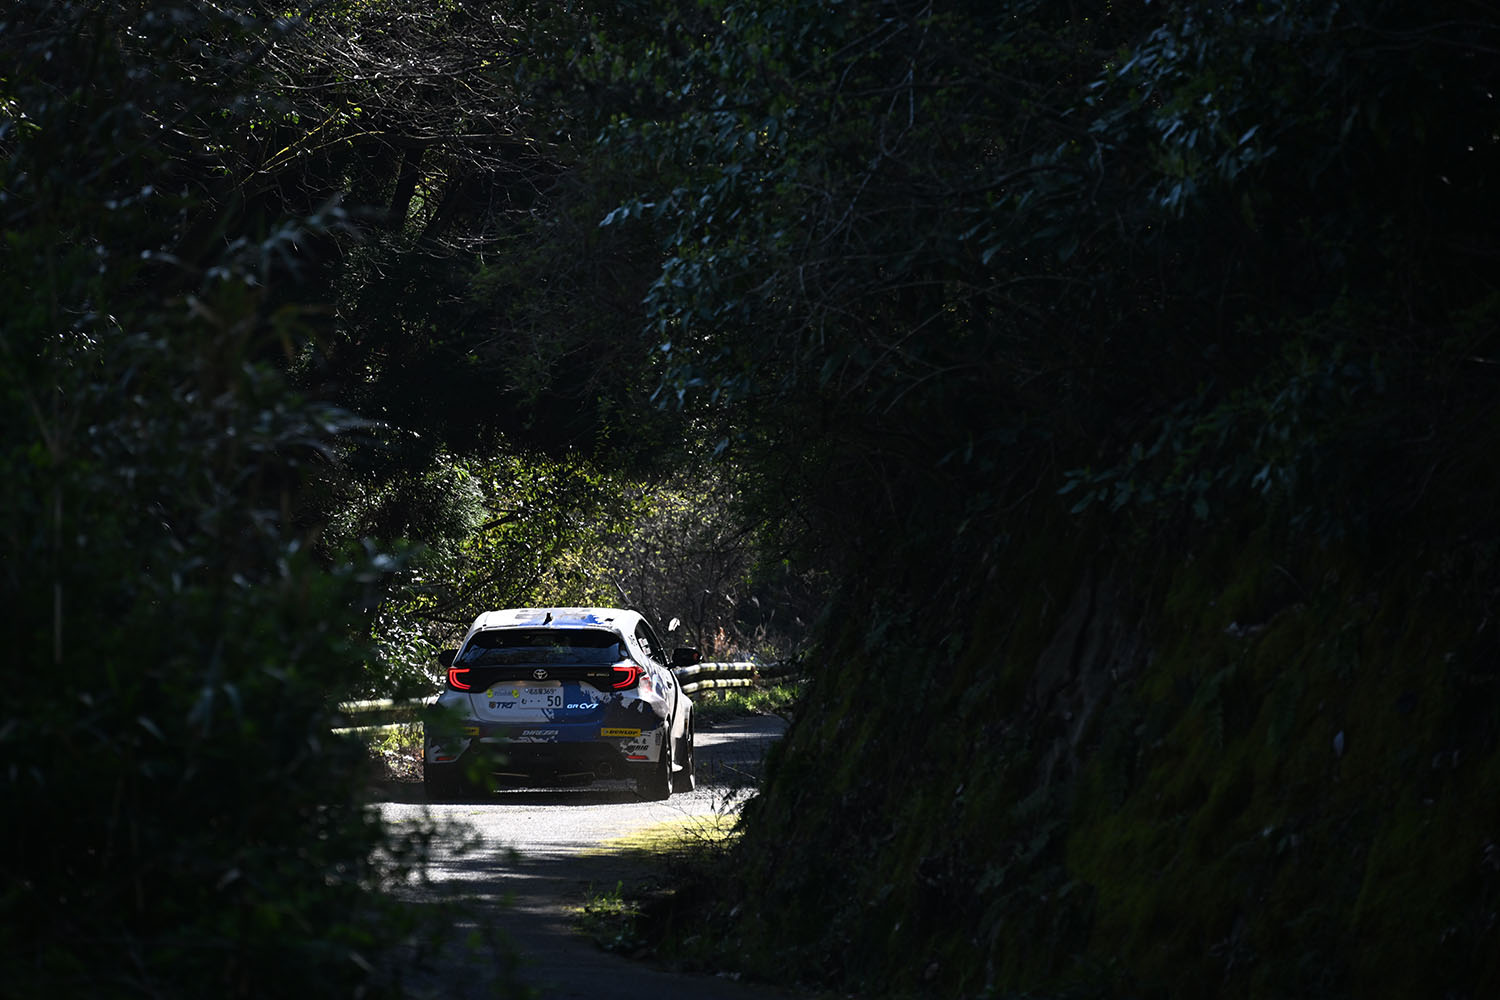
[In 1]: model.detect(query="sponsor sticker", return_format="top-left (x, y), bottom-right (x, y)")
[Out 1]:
top-left (601, 727), bottom-right (641, 738)
top-left (462, 725), bottom-right (480, 736)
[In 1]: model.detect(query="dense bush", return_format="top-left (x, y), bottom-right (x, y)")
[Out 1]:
top-left (0, 4), bottom-right (434, 995)
top-left (10, 0), bottom-right (1497, 995)
top-left (531, 0), bottom-right (1500, 995)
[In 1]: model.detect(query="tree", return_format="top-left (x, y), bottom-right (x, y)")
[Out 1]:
top-left (539, 0), bottom-right (1500, 994)
top-left (0, 4), bottom-right (439, 994)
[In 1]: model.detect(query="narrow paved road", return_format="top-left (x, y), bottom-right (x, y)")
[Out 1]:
top-left (379, 715), bottom-right (799, 999)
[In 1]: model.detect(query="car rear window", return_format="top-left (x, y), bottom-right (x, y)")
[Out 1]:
top-left (455, 628), bottom-right (627, 666)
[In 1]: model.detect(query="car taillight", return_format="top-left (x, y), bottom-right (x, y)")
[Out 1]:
top-left (448, 667), bottom-right (472, 690)
top-left (611, 664), bottom-right (642, 689)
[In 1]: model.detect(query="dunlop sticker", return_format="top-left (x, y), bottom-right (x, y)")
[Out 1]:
top-left (600, 727), bottom-right (641, 738)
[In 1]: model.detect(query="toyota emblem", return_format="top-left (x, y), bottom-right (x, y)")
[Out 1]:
top-left (532, 668), bottom-right (548, 680)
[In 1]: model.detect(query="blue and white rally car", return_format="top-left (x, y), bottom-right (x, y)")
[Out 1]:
top-left (423, 607), bottom-right (698, 800)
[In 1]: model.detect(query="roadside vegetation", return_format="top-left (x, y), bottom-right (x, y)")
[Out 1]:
top-left (5, 1), bottom-right (1497, 997)
top-left (574, 808), bottom-right (747, 962)
top-left (691, 681), bottom-right (804, 726)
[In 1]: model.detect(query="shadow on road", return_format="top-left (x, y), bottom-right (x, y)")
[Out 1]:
top-left (380, 715), bottom-right (795, 999)
top-left (395, 830), bottom-right (798, 1000)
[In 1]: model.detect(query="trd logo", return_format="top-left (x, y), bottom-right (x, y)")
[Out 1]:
top-left (488, 702), bottom-right (517, 709)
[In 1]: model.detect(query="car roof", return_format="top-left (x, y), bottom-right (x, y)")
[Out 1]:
top-left (467, 607), bottom-right (645, 633)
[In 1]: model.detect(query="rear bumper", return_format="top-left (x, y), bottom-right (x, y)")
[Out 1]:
top-left (425, 719), bottom-right (666, 782)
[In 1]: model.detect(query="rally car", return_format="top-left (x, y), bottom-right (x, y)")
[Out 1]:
top-left (423, 607), bottom-right (697, 800)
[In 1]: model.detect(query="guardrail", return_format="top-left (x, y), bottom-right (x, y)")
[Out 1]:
top-left (334, 660), bottom-right (802, 735)
top-left (331, 697), bottom-right (429, 736)
top-left (671, 660), bottom-right (801, 695)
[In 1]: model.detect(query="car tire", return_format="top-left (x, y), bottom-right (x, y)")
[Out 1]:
top-left (637, 734), bottom-right (672, 801)
top-left (671, 717), bottom-right (696, 793)
top-left (424, 761), bottom-right (469, 802)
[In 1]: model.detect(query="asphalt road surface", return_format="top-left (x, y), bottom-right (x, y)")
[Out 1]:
top-left (378, 715), bottom-right (800, 999)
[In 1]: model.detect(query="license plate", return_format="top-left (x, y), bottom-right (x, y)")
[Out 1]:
top-left (485, 682), bottom-right (563, 710)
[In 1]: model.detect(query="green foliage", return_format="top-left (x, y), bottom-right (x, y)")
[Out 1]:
top-left (574, 881), bottom-right (648, 954)
top-left (1055, 0), bottom-right (1500, 540)
top-left (9, 0), bottom-right (1497, 995)
top-left (691, 680), bottom-right (804, 726)
top-left (575, 0), bottom-right (1097, 410)
top-left (251, 0), bottom-right (689, 466)
top-left (533, 0), bottom-right (1500, 996)
top-left (355, 459), bottom-right (816, 681)
top-left (589, 469), bottom-right (818, 660)
top-left (359, 449), bottom-right (642, 659)
top-left (0, 3), bottom-right (444, 995)
top-left (1059, 327), bottom-right (1396, 536)
top-left (361, 721), bottom-right (425, 782)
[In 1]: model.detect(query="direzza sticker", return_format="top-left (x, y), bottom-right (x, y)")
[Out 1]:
top-left (600, 727), bottom-right (641, 738)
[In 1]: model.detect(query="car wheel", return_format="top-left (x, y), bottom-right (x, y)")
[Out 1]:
top-left (671, 717), bottom-right (696, 793)
top-left (637, 734), bottom-right (672, 801)
top-left (424, 761), bottom-right (469, 802)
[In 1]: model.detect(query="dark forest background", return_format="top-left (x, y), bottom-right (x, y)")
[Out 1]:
top-left (3, 1), bottom-right (1498, 996)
